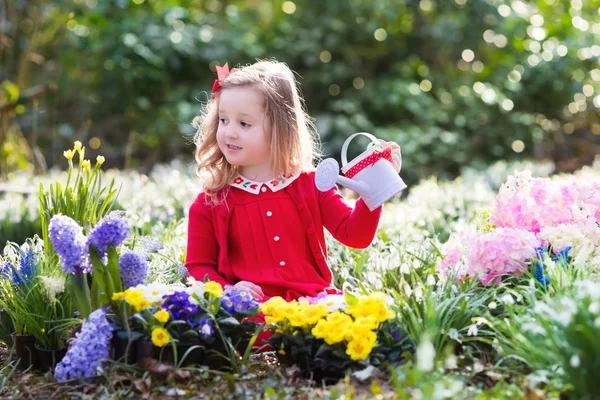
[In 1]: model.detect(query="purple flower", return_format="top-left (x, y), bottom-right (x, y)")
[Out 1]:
top-left (54, 308), bottom-right (113, 382)
top-left (199, 318), bottom-right (213, 338)
top-left (390, 329), bottom-right (402, 341)
top-left (221, 287), bottom-right (259, 314)
top-left (161, 291), bottom-right (200, 324)
top-left (13, 241), bottom-right (40, 286)
top-left (49, 215), bottom-right (90, 274)
top-left (87, 213), bottom-right (130, 255)
top-left (118, 251), bottom-right (148, 289)
top-left (0, 262), bottom-right (13, 281)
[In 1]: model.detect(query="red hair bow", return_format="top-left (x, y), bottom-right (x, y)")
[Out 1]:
top-left (211, 62), bottom-right (238, 99)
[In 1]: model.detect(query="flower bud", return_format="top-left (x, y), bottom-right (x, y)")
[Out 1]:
top-left (63, 149), bottom-right (75, 160)
top-left (82, 159), bottom-right (91, 171)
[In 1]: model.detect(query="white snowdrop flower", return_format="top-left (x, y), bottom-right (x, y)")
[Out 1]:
top-left (589, 302), bottom-right (600, 314)
top-left (404, 283), bottom-right (413, 297)
top-left (444, 355), bottom-right (458, 369)
top-left (488, 301), bottom-right (497, 310)
top-left (38, 276), bottom-right (65, 300)
top-left (416, 338), bottom-right (435, 372)
top-left (467, 324), bottom-right (478, 336)
top-left (426, 274), bottom-right (436, 286)
top-left (522, 322), bottom-right (545, 335)
top-left (400, 263), bottom-right (410, 275)
top-left (492, 338), bottom-right (503, 354)
top-left (414, 285), bottom-right (424, 301)
top-left (500, 294), bottom-right (515, 305)
top-left (570, 355), bottom-right (581, 368)
top-left (533, 302), bottom-right (554, 316)
top-left (448, 328), bottom-right (461, 342)
top-left (555, 297), bottom-right (578, 326)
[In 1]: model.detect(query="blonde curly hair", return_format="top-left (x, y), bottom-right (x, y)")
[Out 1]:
top-left (192, 60), bottom-right (321, 205)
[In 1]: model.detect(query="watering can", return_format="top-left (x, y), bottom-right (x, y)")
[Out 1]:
top-left (315, 132), bottom-right (407, 211)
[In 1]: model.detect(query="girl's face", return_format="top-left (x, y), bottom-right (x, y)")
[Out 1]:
top-left (217, 86), bottom-right (273, 181)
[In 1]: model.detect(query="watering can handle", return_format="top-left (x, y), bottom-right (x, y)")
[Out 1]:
top-left (340, 132), bottom-right (381, 167)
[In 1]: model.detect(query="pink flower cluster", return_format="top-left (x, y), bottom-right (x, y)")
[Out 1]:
top-left (439, 171), bottom-right (600, 285)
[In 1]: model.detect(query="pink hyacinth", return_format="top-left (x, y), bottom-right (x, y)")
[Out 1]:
top-left (466, 228), bottom-right (539, 285)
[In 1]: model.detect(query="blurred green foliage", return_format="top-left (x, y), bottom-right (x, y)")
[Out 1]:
top-left (1, 0), bottom-right (599, 183)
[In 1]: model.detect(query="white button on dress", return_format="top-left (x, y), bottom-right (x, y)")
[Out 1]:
top-left (274, 236), bottom-right (280, 241)
top-left (266, 211), bottom-right (272, 217)
top-left (261, 187), bottom-right (267, 192)
top-left (279, 261), bottom-right (286, 267)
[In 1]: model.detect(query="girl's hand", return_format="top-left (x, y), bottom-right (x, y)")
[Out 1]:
top-left (378, 139), bottom-right (402, 173)
top-left (233, 281), bottom-right (264, 300)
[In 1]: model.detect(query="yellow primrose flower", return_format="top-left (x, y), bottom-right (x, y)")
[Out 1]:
top-left (135, 300), bottom-right (152, 312)
top-left (63, 149), bottom-right (75, 160)
top-left (151, 327), bottom-right (170, 347)
top-left (346, 336), bottom-right (375, 361)
top-left (154, 309), bottom-right (170, 324)
top-left (112, 292), bottom-right (125, 301)
top-left (311, 319), bottom-right (329, 339)
top-left (73, 141), bottom-right (82, 152)
top-left (260, 296), bottom-right (287, 315)
top-left (124, 289), bottom-right (144, 304)
top-left (288, 310), bottom-right (308, 328)
top-left (297, 303), bottom-right (329, 326)
top-left (96, 155), bottom-right (105, 166)
top-left (204, 281), bottom-right (223, 297)
top-left (353, 316), bottom-right (379, 331)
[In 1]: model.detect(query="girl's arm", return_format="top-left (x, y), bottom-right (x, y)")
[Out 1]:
top-left (318, 184), bottom-right (383, 249)
top-left (185, 195), bottom-right (231, 287)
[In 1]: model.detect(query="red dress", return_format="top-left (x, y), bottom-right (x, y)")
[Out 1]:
top-left (185, 170), bottom-right (382, 301)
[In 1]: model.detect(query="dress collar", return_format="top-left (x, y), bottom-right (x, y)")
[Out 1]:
top-left (230, 169), bottom-right (301, 195)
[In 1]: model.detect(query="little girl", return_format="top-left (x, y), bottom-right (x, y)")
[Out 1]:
top-left (185, 60), bottom-right (401, 301)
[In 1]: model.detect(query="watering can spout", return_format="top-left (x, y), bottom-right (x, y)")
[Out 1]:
top-left (335, 175), bottom-right (369, 195)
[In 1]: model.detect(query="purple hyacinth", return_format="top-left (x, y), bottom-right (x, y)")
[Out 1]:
top-left (54, 308), bottom-right (113, 382)
top-left (118, 251), bottom-right (148, 289)
top-left (0, 262), bottom-right (12, 280)
top-left (48, 215), bottom-right (90, 274)
top-left (87, 213), bottom-right (130, 255)
top-left (161, 291), bottom-right (200, 326)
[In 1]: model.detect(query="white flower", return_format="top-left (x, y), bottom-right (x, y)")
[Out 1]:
top-left (444, 355), bottom-right (457, 369)
top-left (570, 354), bottom-right (581, 368)
top-left (185, 276), bottom-right (205, 298)
top-left (416, 338), bottom-right (435, 372)
top-left (467, 324), bottom-right (478, 336)
top-left (38, 276), bottom-right (65, 300)
top-left (426, 274), bottom-right (436, 286)
top-left (522, 322), bottom-right (545, 335)
top-left (400, 263), bottom-right (410, 275)
top-left (414, 285), bottom-right (424, 301)
top-left (488, 301), bottom-right (497, 310)
top-left (136, 282), bottom-right (183, 304)
top-left (317, 294), bottom-right (347, 312)
top-left (500, 294), bottom-right (514, 305)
